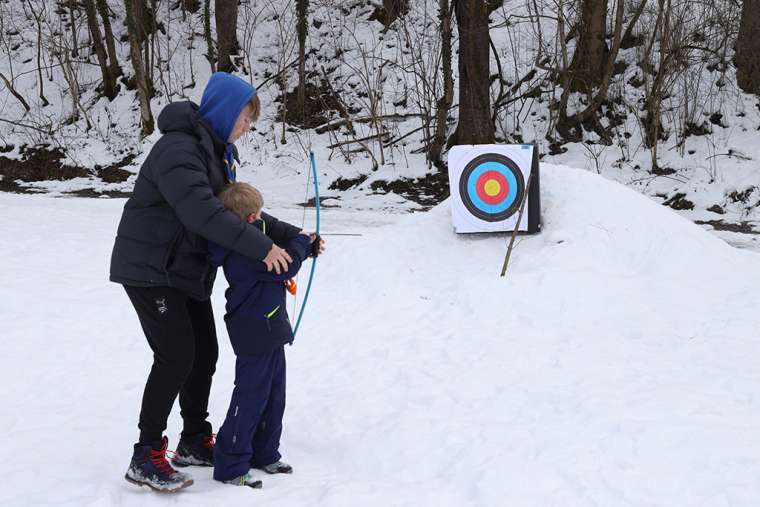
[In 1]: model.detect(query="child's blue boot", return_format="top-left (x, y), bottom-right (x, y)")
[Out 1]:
top-left (223, 471), bottom-right (263, 488)
top-left (257, 461), bottom-right (293, 474)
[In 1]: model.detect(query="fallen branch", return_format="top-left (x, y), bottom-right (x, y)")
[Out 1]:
top-left (327, 131), bottom-right (390, 149)
top-left (0, 72), bottom-right (31, 112)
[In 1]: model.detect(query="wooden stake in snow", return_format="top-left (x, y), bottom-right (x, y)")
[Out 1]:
top-left (500, 168), bottom-right (535, 277)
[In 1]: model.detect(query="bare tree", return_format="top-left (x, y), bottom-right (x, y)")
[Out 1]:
top-left (736, 0), bottom-right (760, 95)
top-left (572, 0), bottom-right (648, 136)
top-left (430, 0), bottom-right (453, 165)
top-left (23, 0), bottom-right (49, 107)
top-left (83, 0), bottom-right (118, 99)
top-left (370, 0), bottom-right (409, 28)
top-left (95, 0), bottom-right (123, 81)
top-left (182, 0), bottom-right (200, 13)
top-left (204, 0), bottom-right (216, 71)
top-left (296, 0), bottom-right (309, 113)
top-left (67, 0), bottom-right (80, 57)
top-left (452, 0), bottom-right (494, 145)
top-left (124, 0), bottom-right (155, 135)
top-left (215, 0), bottom-right (239, 72)
top-left (567, 0), bottom-right (608, 93)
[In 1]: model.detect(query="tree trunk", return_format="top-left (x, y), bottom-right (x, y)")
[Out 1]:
top-left (296, 0), bottom-right (309, 113)
top-left (737, 0), bottom-right (760, 95)
top-left (124, 0), bottom-right (154, 136)
top-left (370, 0), bottom-right (409, 27)
top-left (68, 0), bottom-right (79, 57)
top-left (430, 0), bottom-right (453, 164)
top-left (452, 0), bottom-right (494, 145)
top-left (574, 0), bottom-right (627, 126)
top-left (25, 0), bottom-right (49, 107)
top-left (133, 0), bottom-right (155, 43)
top-left (567, 0), bottom-right (608, 93)
top-left (95, 0), bottom-right (122, 79)
top-left (83, 0), bottom-right (117, 100)
top-left (215, 0), bottom-right (239, 73)
top-left (204, 0), bottom-right (216, 72)
top-left (182, 0), bottom-right (200, 13)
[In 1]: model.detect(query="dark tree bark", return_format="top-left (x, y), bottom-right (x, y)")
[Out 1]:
top-left (182, 0), bottom-right (200, 13)
top-left (296, 0), bottom-right (309, 113)
top-left (95, 0), bottom-right (123, 80)
top-left (0, 72), bottom-right (31, 112)
top-left (621, 0), bottom-right (648, 49)
top-left (567, 0), bottom-right (608, 93)
top-left (133, 0), bottom-right (155, 43)
top-left (83, 0), bottom-right (118, 100)
top-left (452, 0), bottom-right (494, 145)
top-left (124, 0), bottom-right (154, 136)
top-left (573, 0), bottom-right (628, 128)
top-left (204, 0), bottom-right (216, 72)
top-left (24, 0), bottom-right (49, 106)
top-left (430, 0), bottom-right (453, 164)
top-left (737, 0), bottom-right (760, 95)
top-left (369, 0), bottom-right (409, 27)
top-left (215, 0), bottom-right (239, 73)
top-left (67, 0), bottom-right (79, 57)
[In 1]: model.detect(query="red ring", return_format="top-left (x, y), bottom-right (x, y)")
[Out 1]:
top-left (475, 171), bottom-right (509, 205)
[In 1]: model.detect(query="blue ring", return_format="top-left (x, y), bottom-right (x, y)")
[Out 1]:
top-left (466, 161), bottom-right (518, 214)
top-left (458, 153), bottom-right (525, 222)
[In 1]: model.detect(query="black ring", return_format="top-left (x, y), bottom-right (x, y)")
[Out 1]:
top-left (458, 153), bottom-right (525, 222)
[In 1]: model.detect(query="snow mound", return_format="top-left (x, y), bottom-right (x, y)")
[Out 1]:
top-left (295, 163), bottom-right (760, 506)
top-left (1, 164), bottom-right (759, 506)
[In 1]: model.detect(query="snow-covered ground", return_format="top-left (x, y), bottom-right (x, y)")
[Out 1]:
top-left (2, 163), bottom-right (760, 506)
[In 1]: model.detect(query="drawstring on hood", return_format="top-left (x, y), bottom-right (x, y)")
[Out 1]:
top-left (199, 72), bottom-right (257, 182)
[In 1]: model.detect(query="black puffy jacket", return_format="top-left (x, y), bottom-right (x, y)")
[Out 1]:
top-left (109, 101), bottom-right (300, 300)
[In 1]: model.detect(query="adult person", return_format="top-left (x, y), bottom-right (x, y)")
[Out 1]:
top-left (110, 72), bottom-right (317, 492)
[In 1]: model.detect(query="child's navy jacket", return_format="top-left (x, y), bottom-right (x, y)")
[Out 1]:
top-left (208, 233), bottom-right (312, 356)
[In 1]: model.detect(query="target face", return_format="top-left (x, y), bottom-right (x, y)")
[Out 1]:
top-left (458, 153), bottom-right (525, 222)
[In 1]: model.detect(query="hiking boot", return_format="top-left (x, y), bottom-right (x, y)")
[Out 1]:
top-left (256, 461), bottom-right (293, 474)
top-left (124, 436), bottom-right (193, 492)
top-left (172, 433), bottom-right (215, 467)
top-left (222, 471), bottom-right (263, 489)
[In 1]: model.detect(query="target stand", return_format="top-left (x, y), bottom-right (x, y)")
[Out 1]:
top-left (448, 144), bottom-right (541, 234)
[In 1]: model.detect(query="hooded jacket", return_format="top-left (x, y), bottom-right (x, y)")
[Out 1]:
top-left (110, 73), bottom-right (301, 300)
top-left (209, 232), bottom-right (312, 355)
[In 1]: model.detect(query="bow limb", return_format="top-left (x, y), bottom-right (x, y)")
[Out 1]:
top-left (293, 151), bottom-right (320, 337)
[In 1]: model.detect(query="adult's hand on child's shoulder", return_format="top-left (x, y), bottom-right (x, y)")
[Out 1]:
top-left (263, 244), bottom-right (292, 274)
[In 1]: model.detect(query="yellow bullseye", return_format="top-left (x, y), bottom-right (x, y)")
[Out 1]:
top-left (484, 179), bottom-right (501, 197)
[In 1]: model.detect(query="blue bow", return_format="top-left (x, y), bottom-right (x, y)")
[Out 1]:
top-left (292, 151), bottom-right (320, 337)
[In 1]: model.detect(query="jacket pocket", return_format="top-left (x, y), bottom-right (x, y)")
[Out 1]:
top-left (162, 226), bottom-right (184, 273)
top-left (264, 305), bottom-right (281, 332)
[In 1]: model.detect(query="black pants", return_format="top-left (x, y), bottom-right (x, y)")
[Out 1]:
top-left (124, 285), bottom-right (219, 447)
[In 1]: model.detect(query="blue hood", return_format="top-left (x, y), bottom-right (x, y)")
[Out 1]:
top-left (199, 72), bottom-right (257, 144)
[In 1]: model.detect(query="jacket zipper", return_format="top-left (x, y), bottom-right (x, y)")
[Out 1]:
top-left (162, 226), bottom-right (184, 284)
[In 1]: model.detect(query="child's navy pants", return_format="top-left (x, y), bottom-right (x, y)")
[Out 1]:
top-left (213, 346), bottom-right (286, 481)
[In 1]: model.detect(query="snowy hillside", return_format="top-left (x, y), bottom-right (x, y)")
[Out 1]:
top-left (2, 164), bottom-right (759, 506)
top-left (1, 0), bottom-right (759, 240)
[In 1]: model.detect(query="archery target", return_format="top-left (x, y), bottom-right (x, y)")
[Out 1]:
top-left (448, 144), bottom-right (541, 234)
top-left (459, 153), bottom-right (525, 222)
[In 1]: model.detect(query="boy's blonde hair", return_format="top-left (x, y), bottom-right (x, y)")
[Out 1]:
top-left (219, 182), bottom-right (264, 220)
top-left (250, 94), bottom-right (261, 122)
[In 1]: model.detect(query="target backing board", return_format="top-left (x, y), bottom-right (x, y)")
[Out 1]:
top-left (448, 144), bottom-right (541, 234)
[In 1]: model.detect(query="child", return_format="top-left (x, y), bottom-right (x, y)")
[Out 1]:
top-left (208, 182), bottom-right (318, 488)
